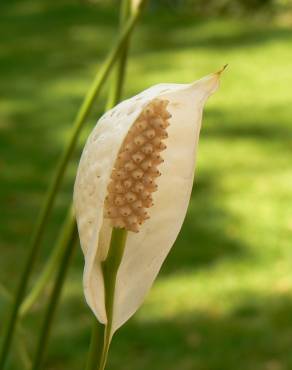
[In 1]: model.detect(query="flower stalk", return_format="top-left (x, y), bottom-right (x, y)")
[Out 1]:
top-left (106, 0), bottom-right (132, 110)
top-left (31, 215), bottom-right (77, 370)
top-left (16, 335), bottom-right (31, 370)
top-left (85, 320), bottom-right (105, 370)
top-left (19, 217), bottom-right (71, 317)
top-left (99, 228), bottom-right (128, 370)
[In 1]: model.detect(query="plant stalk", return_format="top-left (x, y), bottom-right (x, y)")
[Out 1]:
top-left (30, 217), bottom-right (77, 370)
top-left (19, 208), bottom-right (74, 317)
top-left (0, 3), bottom-right (147, 368)
top-left (106, 0), bottom-right (132, 110)
top-left (85, 320), bottom-right (105, 370)
top-left (99, 228), bottom-right (128, 370)
top-left (16, 335), bottom-right (31, 370)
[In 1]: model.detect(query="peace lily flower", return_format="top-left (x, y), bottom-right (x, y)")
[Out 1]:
top-left (74, 68), bottom-right (224, 341)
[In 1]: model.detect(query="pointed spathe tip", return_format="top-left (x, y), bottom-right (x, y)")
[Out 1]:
top-left (189, 66), bottom-right (227, 98)
top-left (216, 64), bottom-right (228, 76)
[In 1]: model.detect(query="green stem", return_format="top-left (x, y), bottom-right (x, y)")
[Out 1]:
top-left (15, 335), bottom-right (31, 370)
top-left (19, 208), bottom-right (74, 318)
top-left (85, 320), bottom-right (105, 370)
top-left (106, 0), bottom-right (132, 110)
top-left (0, 291), bottom-right (32, 370)
top-left (99, 228), bottom-right (128, 370)
top-left (0, 4), bottom-right (146, 369)
top-left (31, 217), bottom-right (77, 370)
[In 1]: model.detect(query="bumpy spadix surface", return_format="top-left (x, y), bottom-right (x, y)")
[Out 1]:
top-left (74, 71), bottom-right (222, 335)
top-left (105, 98), bottom-right (170, 232)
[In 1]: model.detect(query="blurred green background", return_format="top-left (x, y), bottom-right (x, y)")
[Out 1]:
top-left (1, 0), bottom-right (292, 369)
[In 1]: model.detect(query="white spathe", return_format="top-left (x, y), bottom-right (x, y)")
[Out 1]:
top-left (74, 70), bottom-right (222, 335)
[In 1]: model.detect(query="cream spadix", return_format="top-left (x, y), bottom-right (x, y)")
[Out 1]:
top-left (74, 69), bottom-right (223, 335)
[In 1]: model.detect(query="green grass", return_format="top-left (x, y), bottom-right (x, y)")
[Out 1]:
top-left (1, 1), bottom-right (292, 370)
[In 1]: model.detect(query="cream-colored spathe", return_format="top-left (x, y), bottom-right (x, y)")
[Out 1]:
top-left (74, 70), bottom-right (222, 335)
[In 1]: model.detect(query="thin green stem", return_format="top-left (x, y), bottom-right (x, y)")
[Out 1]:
top-left (99, 228), bottom-right (128, 370)
top-left (31, 217), bottom-right (77, 370)
top-left (0, 4), bottom-right (146, 368)
top-left (85, 320), bottom-right (105, 370)
top-left (19, 245), bottom-right (62, 317)
top-left (106, 0), bottom-right (132, 110)
top-left (15, 335), bottom-right (31, 370)
top-left (19, 208), bottom-right (74, 317)
top-left (0, 291), bottom-right (32, 370)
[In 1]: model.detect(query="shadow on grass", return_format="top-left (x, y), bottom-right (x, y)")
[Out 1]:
top-left (144, 25), bottom-right (292, 53)
top-left (127, 8), bottom-right (292, 57)
top-left (109, 293), bottom-right (292, 370)
top-left (205, 108), bottom-right (292, 143)
top-left (44, 292), bottom-right (292, 370)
